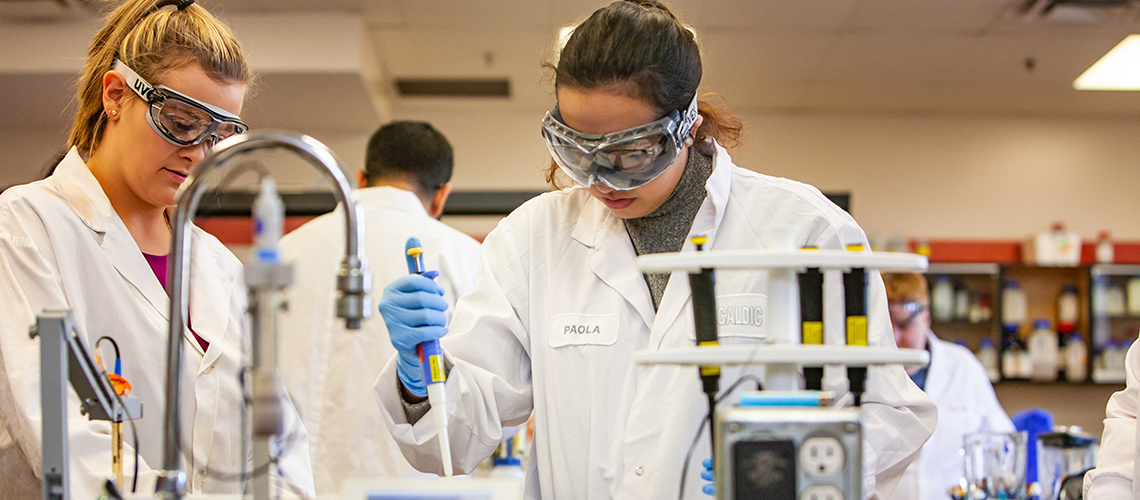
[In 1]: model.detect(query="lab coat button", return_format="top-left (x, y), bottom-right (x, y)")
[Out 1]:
top-left (635, 467), bottom-right (644, 476)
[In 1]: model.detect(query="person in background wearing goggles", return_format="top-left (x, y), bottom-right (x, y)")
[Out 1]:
top-left (881, 273), bottom-right (1014, 500)
top-left (374, 1), bottom-right (935, 499)
top-left (0, 0), bottom-right (313, 497)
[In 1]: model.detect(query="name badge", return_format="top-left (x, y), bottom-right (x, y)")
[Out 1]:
top-left (715, 293), bottom-right (768, 339)
top-left (550, 313), bottom-right (620, 348)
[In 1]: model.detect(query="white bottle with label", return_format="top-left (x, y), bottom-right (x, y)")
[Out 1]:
top-left (954, 287), bottom-right (970, 321)
top-left (1001, 280), bottom-right (1028, 332)
top-left (1107, 284), bottom-right (1128, 317)
top-left (1092, 276), bottom-right (1109, 317)
top-left (1002, 346), bottom-right (1020, 380)
top-left (1057, 285), bottom-right (1080, 332)
top-left (1027, 319), bottom-right (1059, 382)
top-left (931, 275), bottom-right (955, 322)
top-left (1065, 334), bottom-right (1087, 382)
top-left (1096, 230), bottom-right (1114, 264)
top-left (1128, 277), bottom-right (1140, 316)
top-left (977, 338), bottom-right (1000, 383)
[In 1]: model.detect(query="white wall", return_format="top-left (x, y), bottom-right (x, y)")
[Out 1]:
top-left (5, 109), bottom-right (1140, 242)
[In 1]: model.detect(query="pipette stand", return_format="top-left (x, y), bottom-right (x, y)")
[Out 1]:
top-left (635, 234), bottom-right (930, 500)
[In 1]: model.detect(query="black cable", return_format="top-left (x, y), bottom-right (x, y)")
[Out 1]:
top-left (95, 337), bottom-right (121, 369)
top-left (677, 374), bottom-right (764, 500)
top-left (97, 359), bottom-right (141, 492)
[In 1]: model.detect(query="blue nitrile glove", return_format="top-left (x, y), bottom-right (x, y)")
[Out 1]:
top-left (701, 456), bottom-right (715, 496)
top-left (378, 271), bottom-right (446, 398)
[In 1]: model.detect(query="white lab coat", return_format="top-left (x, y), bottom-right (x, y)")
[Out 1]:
top-left (890, 331), bottom-right (1014, 500)
top-left (1084, 340), bottom-right (1140, 500)
top-left (0, 148), bottom-right (314, 499)
top-left (373, 142), bottom-right (937, 500)
top-left (278, 186), bottom-right (482, 494)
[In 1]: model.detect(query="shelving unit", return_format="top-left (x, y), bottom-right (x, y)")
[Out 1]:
top-left (1089, 264), bottom-right (1140, 383)
top-left (920, 254), bottom-right (1131, 435)
top-left (924, 263), bottom-right (1000, 352)
top-left (918, 245), bottom-right (1140, 385)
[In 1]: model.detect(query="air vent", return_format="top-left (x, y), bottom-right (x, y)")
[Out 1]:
top-left (1016, 0), bottom-right (1140, 23)
top-left (395, 78), bottom-right (510, 98)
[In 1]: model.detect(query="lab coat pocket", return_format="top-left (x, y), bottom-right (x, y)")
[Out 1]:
top-left (549, 313), bottom-right (620, 348)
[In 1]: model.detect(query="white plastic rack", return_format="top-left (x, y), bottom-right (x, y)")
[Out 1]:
top-left (634, 246), bottom-right (930, 391)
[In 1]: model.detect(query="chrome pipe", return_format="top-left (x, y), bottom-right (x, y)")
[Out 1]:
top-left (156, 131), bottom-right (370, 498)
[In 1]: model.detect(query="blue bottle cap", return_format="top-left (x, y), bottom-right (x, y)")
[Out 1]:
top-left (1033, 318), bottom-right (1051, 330)
top-left (1068, 334), bottom-right (1082, 342)
top-left (493, 456), bottom-right (522, 467)
top-left (1004, 279), bottom-right (1020, 288)
top-left (980, 338), bottom-right (994, 348)
top-left (1062, 284), bottom-right (1078, 293)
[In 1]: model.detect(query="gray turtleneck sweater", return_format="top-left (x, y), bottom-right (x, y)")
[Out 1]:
top-left (624, 148), bottom-right (715, 310)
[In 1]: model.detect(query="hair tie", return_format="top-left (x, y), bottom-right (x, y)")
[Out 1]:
top-left (147, 0), bottom-right (195, 16)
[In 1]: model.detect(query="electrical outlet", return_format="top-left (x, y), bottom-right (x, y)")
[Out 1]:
top-left (799, 436), bottom-right (845, 477)
top-left (800, 485), bottom-right (844, 500)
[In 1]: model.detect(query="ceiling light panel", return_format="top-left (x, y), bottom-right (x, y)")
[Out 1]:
top-left (1074, 34), bottom-right (1140, 90)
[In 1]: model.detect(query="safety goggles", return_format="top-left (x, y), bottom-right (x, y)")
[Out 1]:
top-left (541, 93), bottom-right (700, 191)
top-left (888, 301), bottom-right (926, 330)
top-left (112, 60), bottom-right (247, 148)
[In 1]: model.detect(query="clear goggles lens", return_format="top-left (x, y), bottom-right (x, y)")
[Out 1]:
top-left (113, 60), bottom-right (247, 148)
top-left (541, 94), bottom-right (699, 191)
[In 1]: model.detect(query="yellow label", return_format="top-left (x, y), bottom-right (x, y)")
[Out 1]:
top-left (429, 355), bottom-right (445, 383)
top-left (802, 321), bottom-right (824, 345)
top-left (700, 365), bottom-right (721, 377)
top-left (846, 316), bottom-right (868, 346)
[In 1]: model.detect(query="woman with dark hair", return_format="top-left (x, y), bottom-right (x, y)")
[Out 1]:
top-left (376, 1), bottom-right (936, 498)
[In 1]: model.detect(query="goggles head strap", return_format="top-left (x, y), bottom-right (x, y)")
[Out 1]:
top-left (672, 93), bottom-right (700, 145)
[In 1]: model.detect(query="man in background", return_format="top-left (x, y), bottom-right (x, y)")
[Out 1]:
top-left (278, 121), bottom-right (482, 494)
top-left (884, 272), bottom-right (1015, 500)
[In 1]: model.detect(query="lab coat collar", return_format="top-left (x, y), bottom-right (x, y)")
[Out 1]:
top-left (50, 147), bottom-right (233, 360)
top-left (572, 193), bottom-right (658, 330)
top-left (50, 147), bottom-right (113, 234)
top-left (648, 142), bottom-right (736, 347)
top-left (355, 186), bottom-right (430, 216)
top-left (49, 148), bottom-right (173, 323)
top-left (186, 230), bottom-right (232, 364)
top-left (568, 141), bottom-right (739, 334)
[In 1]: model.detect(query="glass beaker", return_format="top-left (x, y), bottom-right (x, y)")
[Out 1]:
top-left (964, 431), bottom-right (1028, 500)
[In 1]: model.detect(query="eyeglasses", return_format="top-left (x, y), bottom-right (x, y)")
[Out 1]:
top-left (889, 301), bottom-right (926, 330)
top-left (540, 93), bottom-right (699, 191)
top-left (112, 59), bottom-right (247, 149)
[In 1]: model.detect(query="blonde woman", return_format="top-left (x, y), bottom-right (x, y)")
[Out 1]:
top-left (0, 0), bottom-right (313, 497)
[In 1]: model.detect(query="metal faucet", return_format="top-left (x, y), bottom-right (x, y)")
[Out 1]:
top-left (155, 131), bottom-right (370, 498)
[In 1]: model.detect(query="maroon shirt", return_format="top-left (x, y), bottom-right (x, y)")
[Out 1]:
top-left (143, 252), bottom-right (210, 352)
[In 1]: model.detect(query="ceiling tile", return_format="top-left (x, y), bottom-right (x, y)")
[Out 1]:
top-left (845, 0), bottom-right (1012, 33)
top-left (811, 33), bottom-right (971, 85)
top-left (698, 0), bottom-right (858, 31)
top-left (396, 0), bottom-right (555, 28)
